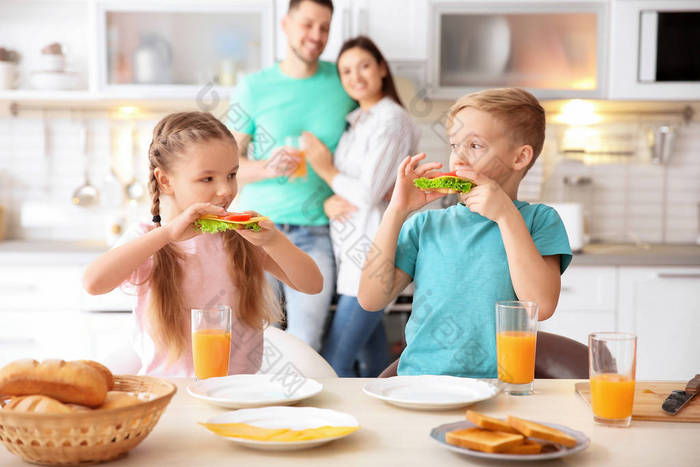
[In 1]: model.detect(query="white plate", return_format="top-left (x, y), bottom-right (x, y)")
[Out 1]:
top-left (203, 406), bottom-right (359, 451)
top-left (187, 374), bottom-right (323, 408)
top-left (430, 420), bottom-right (590, 461)
top-left (363, 376), bottom-right (501, 410)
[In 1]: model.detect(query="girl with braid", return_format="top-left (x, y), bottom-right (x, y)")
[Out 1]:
top-left (84, 112), bottom-right (322, 376)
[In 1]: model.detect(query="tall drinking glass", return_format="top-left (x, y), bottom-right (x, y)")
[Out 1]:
top-left (284, 135), bottom-right (307, 181)
top-left (589, 332), bottom-right (637, 427)
top-left (191, 306), bottom-right (232, 380)
top-left (496, 301), bottom-right (538, 395)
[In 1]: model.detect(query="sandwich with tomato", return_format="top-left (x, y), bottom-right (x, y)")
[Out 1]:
top-left (413, 171), bottom-right (476, 194)
top-left (195, 212), bottom-right (269, 233)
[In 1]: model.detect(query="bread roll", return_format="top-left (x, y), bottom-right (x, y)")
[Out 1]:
top-left (76, 360), bottom-right (114, 390)
top-left (2, 395), bottom-right (73, 414)
top-left (97, 391), bottom-right (141, 410)
top-left (0, 359), bottom-right (108, 407)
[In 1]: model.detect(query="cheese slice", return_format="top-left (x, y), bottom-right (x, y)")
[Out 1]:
top-left (200, 422), bottom-right (359, 442)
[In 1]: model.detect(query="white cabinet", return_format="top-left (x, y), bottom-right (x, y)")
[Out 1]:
top-left (274, 0), bottom-right (427, 63)
top-left (617, 267), bottom-right (700, 381)
top-left (539, 266), bottom-right (617, 345)
top-left (0, 265), bottom-right (83, 311)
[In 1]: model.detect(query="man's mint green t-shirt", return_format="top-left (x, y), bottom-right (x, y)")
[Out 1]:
top-left (227, 61), bottom-right (356, 225)
top-left (394, 201), bottom-right (573, 377)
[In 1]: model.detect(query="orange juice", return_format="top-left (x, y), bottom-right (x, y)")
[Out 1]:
top-left (192, 329), bottom-right (231, 379)
top-left (291, 150), bottom-right (307, 178)
top-left (497, 331), bottom-right (536, 384)
top-left (590, 373), bottom-right (635, 419)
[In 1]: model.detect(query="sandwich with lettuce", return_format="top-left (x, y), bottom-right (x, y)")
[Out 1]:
top-left (195, 212), bottom-right (269, 233)
top-left (413, 171), bottom-right (476, 194)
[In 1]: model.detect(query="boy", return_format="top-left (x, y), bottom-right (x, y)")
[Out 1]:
top-left (358, 88), bottom-right (572, 377)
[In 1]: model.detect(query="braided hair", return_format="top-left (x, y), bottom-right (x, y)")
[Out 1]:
top-left (146, 112), bottom-right (281, 363)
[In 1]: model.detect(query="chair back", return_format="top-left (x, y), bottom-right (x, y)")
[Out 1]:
top-left (260, 327), bottom-right (338, 378)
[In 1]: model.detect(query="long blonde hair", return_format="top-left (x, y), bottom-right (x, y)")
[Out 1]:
top-left (146, 111), bottom-right (281, 362)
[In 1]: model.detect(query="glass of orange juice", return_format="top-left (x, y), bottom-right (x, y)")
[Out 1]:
top-left (191, 306), bottom-right (232, 380)
top-left (284, 135), bottom-right (307, 181)
top-left (589, 332), bottom-right (637, 427)
top-left (495, 301), bottom-right (538, 395)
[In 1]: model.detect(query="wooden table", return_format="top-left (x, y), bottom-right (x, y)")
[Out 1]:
top-left (1, 379), bottom-right (698, 466)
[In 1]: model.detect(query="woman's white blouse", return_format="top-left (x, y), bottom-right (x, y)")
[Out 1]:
top-left (330, 96), bottom-right (420, 297)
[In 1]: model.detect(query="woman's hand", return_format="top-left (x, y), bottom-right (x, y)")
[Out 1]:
top-left (323, 194), bottom-right (357, 222)
top-left (235, 211), bottom-right (280, 247)
top-left (388, 153), bottom-right (447, 216)
top-left (164, 202), bottom-right (225, 242)
top-left (302, 131), bottom-right (338, 185)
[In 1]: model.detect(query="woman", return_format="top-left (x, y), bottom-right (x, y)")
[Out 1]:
top-left (303, 36), bottom-right (420, 377)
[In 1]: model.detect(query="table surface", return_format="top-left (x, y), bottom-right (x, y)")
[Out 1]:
top-left (1, 378), bottom-right (698, 466)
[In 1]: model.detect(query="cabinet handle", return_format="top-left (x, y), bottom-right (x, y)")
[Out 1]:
top-left (657, 273), bottom-right (700, 279)
top-left (561, 286), bottom-right (573, 293)
top-left (342, 7), bottom-right (351, 38)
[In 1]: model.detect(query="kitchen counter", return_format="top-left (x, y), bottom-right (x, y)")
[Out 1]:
top-left (572, 243), bottom-right (700, 266)
top-left (1, 378), bottom-right (696, 466)
top-left (1, 240), bottom-right (700, 266)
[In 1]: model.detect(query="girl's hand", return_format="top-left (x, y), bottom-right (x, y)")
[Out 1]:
top-left (323, 194), bottom-right (357, 222)
top-left (235, 211), bottom-right (279, 247)
top-left (457, 170), bottom-right (516, 224)
top-left (165, 203), bottom-right (226, 242)
top-left (388, 153), bottom-right (447, 216)
top-left (302, 131), bottom-right (333, 173)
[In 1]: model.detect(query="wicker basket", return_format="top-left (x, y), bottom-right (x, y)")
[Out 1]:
top-left (0, 375), bottom-right (176, 466)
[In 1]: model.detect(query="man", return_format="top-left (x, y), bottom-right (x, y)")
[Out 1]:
top-left (227, 0), bottom-right (355, 351)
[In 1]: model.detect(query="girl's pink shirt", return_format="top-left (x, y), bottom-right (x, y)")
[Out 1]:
top-left (116, 222), bottom-right (262, 377)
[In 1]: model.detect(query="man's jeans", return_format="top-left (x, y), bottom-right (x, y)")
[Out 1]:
top-left (270, 224), bottom-right (335, 352)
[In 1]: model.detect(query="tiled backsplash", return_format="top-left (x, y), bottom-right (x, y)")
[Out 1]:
top-left (0, 111), bottom-right (698, 245)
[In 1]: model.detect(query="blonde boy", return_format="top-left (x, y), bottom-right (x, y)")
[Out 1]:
top-left (358, 88), bottom-right (572, 377)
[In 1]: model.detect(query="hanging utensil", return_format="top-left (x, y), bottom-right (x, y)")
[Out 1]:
top-left (124, 122), bottom-right (145, 201)
top-left (71, 119), bottom-right (99, 207)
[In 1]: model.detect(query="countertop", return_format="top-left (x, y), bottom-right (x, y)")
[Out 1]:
top-left (0, 240), bottom-right (699, 266)
top-left (1, 378), bottom-right (696, 466)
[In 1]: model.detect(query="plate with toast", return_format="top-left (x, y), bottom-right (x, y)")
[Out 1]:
top-left (363, 376), bottom-right (501, 410)
top-left (430, 410), bottom-right (590, 460)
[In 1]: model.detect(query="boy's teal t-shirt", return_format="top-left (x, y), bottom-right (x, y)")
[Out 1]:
top-left (394, 201), bottom-right (573, 377)
top-left (227, 61), bottom-right (356, 225)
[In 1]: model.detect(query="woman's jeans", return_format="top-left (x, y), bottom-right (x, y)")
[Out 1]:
top-left (322, 294), bottom-right (389, 377)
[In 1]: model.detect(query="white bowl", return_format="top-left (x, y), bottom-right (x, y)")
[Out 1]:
top-left (30, 71), bottom-right (79, 90)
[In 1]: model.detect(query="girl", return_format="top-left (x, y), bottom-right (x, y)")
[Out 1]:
top-left (303, 36), bottom-right (420, 377)
top-left (83, 112), bottom-right (323, 377)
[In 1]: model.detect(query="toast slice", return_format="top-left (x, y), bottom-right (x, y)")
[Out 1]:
top-left (466, 410), bottom-right (520, 434)
top-left (445, 427), bottom-right (524, 453)
top-left (507, 416), bottom-right (578, 448)
top-left (499, 438), bottom-right (543, 454)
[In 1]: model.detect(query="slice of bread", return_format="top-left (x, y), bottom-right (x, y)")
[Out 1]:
top-left (466, 410), bottom-right (520, 434)
top-left (500, 438), bottom-right (543, 454)
top-left (507, 416), bottom-right (577, 448)
top-left (445, 427), bottom-right (524, 453)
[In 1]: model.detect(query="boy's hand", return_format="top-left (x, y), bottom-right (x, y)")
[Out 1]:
top-left (165, 203), bottom-right (225, 242)
top-left (389, 153), bottom-right (447, 216)
top-left (457, 170), bottom-right (517, 224)
top-left (235, 211), bottom-right (279, 247)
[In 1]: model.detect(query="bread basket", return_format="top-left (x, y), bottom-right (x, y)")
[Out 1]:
top-left (0, 375), bottom-right (176, 466)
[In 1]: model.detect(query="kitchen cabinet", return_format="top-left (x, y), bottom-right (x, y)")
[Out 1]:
top-left (539, 266), bottom-right (617, 345)
top-left (427, 0), bottom-right (609, 99)
top-left (541, 264), bottom-right (700, 381)
top-left (617, 267), bottom-right (700, 380)
top-left (274, 0), bottom-right (428, 63)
